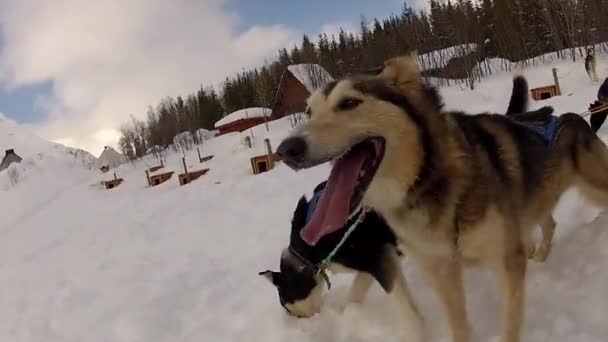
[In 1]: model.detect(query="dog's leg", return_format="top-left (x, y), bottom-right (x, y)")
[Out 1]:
top-left (593, 62), bottom-right (598, 82)
top-left (347, 272), bottom-right (373, 304)
top-left (532, 216), bottom-right (556, 262)
top-left (415, 257), bottom-right (468, 342)
top-left (390, 258), bottom-right (425, 342)
top-left (495, 250), bottom-right (527, 342)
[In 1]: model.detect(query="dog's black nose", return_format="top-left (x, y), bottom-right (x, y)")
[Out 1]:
top-left (277, 136), bottom-right (307, 165)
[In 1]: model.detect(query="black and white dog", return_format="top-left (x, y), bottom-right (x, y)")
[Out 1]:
top-left (259, 181), bottom-right (410, 318)
top-left (586, 47), bottom-right (599, 82)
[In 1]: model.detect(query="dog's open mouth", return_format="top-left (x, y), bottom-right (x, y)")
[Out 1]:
top-left (301, 137), bottom-right (385, 246)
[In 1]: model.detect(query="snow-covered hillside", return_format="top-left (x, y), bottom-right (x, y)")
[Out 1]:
top-left (2, 52), bottom-right (608, 342)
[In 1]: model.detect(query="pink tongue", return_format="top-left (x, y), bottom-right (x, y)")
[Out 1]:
top-left (301, 150), bottom-right (367, 246)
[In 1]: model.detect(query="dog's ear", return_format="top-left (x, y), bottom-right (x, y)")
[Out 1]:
top-left (377, 51), bottom-right (426, 104)
top-left (378, 51), bottom-right (421, 87)
top-left (291, 196), bottom-right (309, 232)
top-left (259, 270), bottom-right (282, 287)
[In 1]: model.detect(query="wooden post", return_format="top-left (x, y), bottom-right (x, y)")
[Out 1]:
top-left (245, 136), bottom-right (252, 148)
top-left (197, 147), bottom-right (202, 162)
top-left (264, 138), bottom-right (272, 155)
top-left (182, 157), bottom-right (188, 175)
top-left (552, 68), bottom-right (562, 96)
top-left (145, 170), bottom-right (151, 185)
top-left (161, 159), bottom-right (164, 168)
top-left (113, 172), bottom-right (117, 181)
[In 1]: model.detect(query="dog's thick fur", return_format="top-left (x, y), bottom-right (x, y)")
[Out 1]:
top-left (260, 75), bottom-right (556, 321)
top-left (277, 53), bottom-right (608, 342)
top-left (586, 47), bottom-right (599, 82)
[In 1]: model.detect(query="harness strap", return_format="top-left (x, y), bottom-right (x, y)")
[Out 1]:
top-left (291, 184), bottom-right (369, 291)
top-left (319, 207), bottom-right (368, 270)
top-left (516, 115), bottom-right (559, 145)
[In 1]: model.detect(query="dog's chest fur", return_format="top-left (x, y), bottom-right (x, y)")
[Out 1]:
top-left (365, 177), bottom-right (455, 257)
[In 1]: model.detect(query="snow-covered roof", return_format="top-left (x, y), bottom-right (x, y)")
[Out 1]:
top-left (287, 64), bottom-right (334, 93)
top-left (214, 107), bottom-right (271, 128)
top-left (96, 146), bottom-right (127, 168)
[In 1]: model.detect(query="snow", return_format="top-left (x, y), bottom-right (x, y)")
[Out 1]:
top-left (287, 64), bottom-right (334, 93)
top-left (214, 107), bottom-right (271, 128)
top-left (2, 51), bottom-right (608, 342)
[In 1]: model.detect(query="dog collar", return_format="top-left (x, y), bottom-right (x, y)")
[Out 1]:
top-left (285, 206), bottom-right (368, 291)
top-left (283, 246), bottom-right (332, 290)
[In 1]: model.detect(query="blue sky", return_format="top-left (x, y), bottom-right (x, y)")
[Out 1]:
top-left (0, 0), bottom-right (404, 125)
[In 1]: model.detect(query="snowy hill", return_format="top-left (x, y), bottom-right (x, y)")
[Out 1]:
top-left (2, 51), bottom-right (608, 342)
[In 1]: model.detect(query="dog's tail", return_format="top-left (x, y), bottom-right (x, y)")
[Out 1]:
top-left (506, 74), bottom-right (529, 116)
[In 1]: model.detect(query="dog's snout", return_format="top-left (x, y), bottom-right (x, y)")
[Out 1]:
top-left (278, 137), bottom-right (308, 165)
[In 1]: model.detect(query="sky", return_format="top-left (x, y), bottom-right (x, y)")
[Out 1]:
top-left (0, 0), bottom-right (427, 156)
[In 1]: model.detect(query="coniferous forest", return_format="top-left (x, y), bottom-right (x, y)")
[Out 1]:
top-left (118, 0), bottom-right (608, 159)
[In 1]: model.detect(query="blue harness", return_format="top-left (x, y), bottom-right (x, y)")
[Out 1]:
top-left (517, 115), bottom-right (559, 145)
top-left (305, 188), bottom-right (325, 223)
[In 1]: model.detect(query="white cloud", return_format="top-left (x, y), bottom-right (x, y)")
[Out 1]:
top-left (0, 0), bottom-right (295, 156)
top-left (412, 0), bottom-right (431, 12)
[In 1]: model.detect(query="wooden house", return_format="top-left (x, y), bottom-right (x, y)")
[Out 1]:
top-left (271, 64), bottom-right (334, 120)
top-left (214, 107), bottom-right (271, 136)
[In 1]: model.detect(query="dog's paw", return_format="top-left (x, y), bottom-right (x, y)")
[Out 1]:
top-left (532, 242), bottom-right (552, 263)
top-left (526, 244), bottom-right (537, 260)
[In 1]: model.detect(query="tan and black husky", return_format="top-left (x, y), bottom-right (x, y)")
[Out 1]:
top-left (276, 53), bottom-right (608, 342)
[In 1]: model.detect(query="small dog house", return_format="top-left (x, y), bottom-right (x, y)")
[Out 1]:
top-left (178, 157), bottom-right (210, 186)
top-left (102, 173), bottom-right (123, 190)
top-left (148, 171), bottom-right (174, 186)
top-left (531, 68), bottom-right (562, 101)
top-left (178, 168), bottom-right (210, 185)
top-left (250, 139), bottom-right (281, 175)
top-left (197, 148), bottom-right (214, 163)
top-left (0, 149), bottom-right (22, 171)
top-left (148, 159), bottom-right (164, 174)
top-left (99, 164), bottom-right (110, 173)
top-left (531, 85), bottom-right (559, 101)
top-left (251, 155), bottom-right (277, 174)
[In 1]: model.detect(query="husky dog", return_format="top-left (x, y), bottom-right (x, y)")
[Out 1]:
top-left (276, 53), bottom-right (608, 342)
top-left (259, 181), bottom-right (407, 319)
top-left (586, 47), bottom-right (598, 82)
top-left (260, 76), bottom-right (558, 323)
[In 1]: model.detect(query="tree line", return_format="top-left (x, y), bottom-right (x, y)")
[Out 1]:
top-left (118, 0), bottom-right (608, 160)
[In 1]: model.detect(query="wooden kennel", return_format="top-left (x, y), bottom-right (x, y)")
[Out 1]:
top-left (178, 157), bottom-right (210, 186)
top-left (148, 171), bottom-right (174, 186)
top-left (103, 173), bottom-right (123, 190)
top-left (197, 148), bottom-right (214, 163)
top-left (530, 85), bottom-right (558, 101)
top-left (250, 139), bottom-right (281, 175)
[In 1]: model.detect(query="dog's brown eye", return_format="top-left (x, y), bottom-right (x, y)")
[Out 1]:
top-left (337, 97), bottom-right (363, 111)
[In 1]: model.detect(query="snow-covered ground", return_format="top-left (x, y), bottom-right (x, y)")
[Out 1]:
top-left (2, 53), bottom-right (608, 342)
